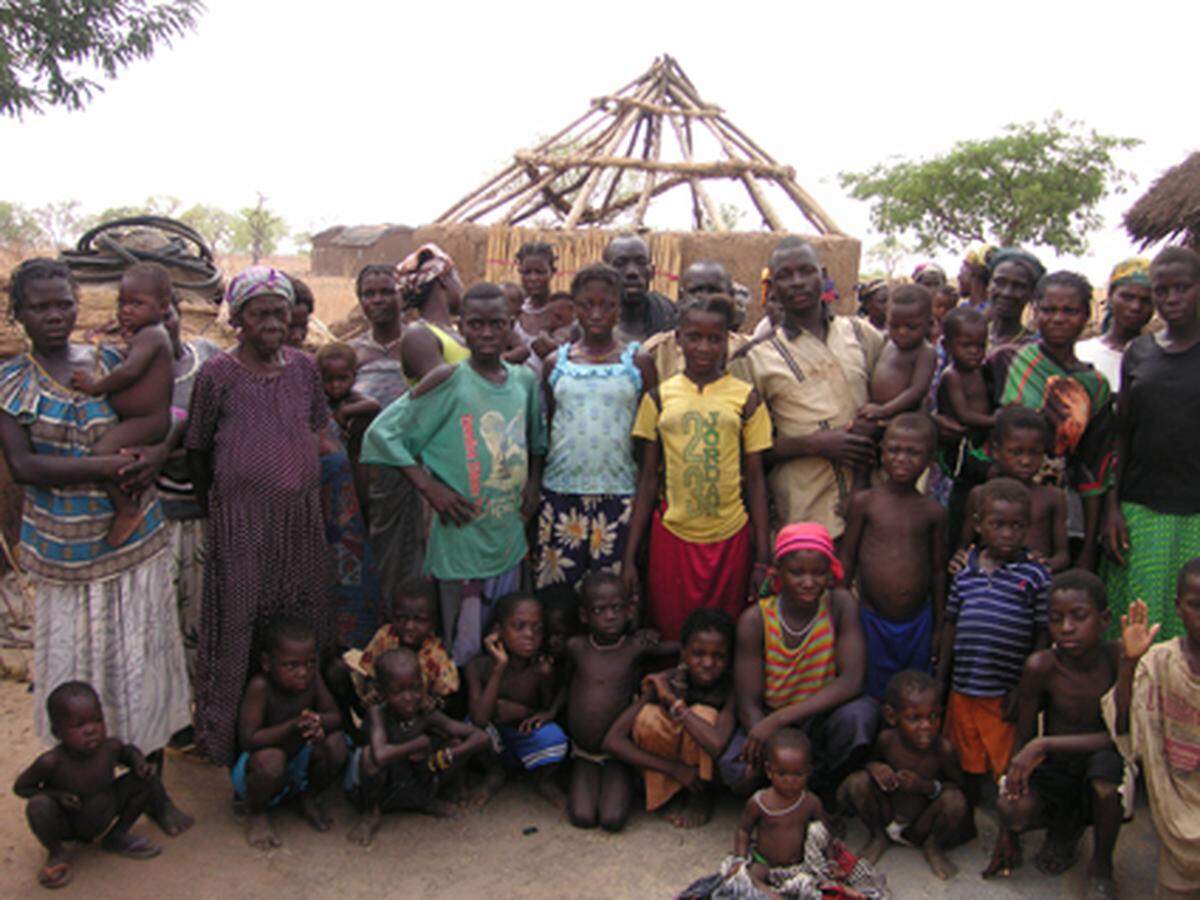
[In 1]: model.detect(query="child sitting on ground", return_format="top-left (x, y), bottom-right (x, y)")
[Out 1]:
top-left (1104, 564), bottom-right (1200, 898)
top-left (958, 406), bottom-right (1069, 571)
top-left (346, 649), bottom-right (489, 845)
top-left (234, 615), bottom-right (348, 850)
top-left (565, 571), bottom-right (678, 831)
top-left (14, 682), bottom-right (163, 889)
top-left (604, 608), bottom-right (737, 829)
top-left (838, 670), bottom-right (972, 880)
top-left (465, 593), bottom-right (569, 808)
top-left (936, 478), bottom-right (1050, 812)
top-left (987, 570), bottom-right (1124, 898)
top-left (839, 413), bottom-right (947, 701)
top-left (70, 261), bottom-right (174, 545)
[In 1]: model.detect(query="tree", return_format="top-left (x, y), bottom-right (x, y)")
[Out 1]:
top-left (232, 194), bottom-right (287, 262)
top-left (32, 200), bottom-right (84, 249)
top-left (839, 113), bottom-right (1140, 256)
top-left (0, 201), bottom-right (45, 248)
top-left (178, 203), bottom-right (237, 254)
top-left (865, 236), bottom-right (912, 280)
top-left (0, 1), bottom-right (203, 118)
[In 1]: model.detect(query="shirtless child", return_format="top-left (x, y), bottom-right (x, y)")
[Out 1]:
top-left (14, 682), bottom-right (162, 889)
top-left (839, 670), bottom-right (972, 880)
top-left (987, 570), bottom-right (1124, 899)
top-left (70, 262), bottom-right (174, 546)
top-left (234, 615), bottom-right (348, 849)
top-left (565, 572), bottom-right (677, 832)
top-left (840, 413), bottom-right (947, 700)
top-left (347, 649), bottom-right (489, 846)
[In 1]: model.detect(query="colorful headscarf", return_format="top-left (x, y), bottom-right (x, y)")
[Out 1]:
top-left (396, 243), bottom-right (456, 303)
top-left (1108, 257), bottom-right (1151, 289)
top-left (912, 262), bottom-right (946, 283)
top-left (773, 523), bottom-right (844, 583)
top-left (964, 244), bottom-right (995, 270)
top-left (987, 247), bottom-right (1046, 284)
top-left (224, 266), bottom-right (294, 318)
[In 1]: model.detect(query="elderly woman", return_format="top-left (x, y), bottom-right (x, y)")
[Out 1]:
top-left (185, 267), bottom-right (334, 765)
top-left (396, 243), bottom-right (469, 384)
top-left (1076, 258), bottom-right (1155, 392)
top-left (984, 247), bottom-right (1045, 350)
top-left (0, 258), bottom-right (192, 834)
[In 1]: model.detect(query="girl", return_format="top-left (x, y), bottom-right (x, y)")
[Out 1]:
top-left (185, 266), bottom-right (334, 766)
top-left (1076, 258), bottom-right (1154, 393)
top-left (396, 243), bottom-right (469, 384)
top-left (622, 294), bottom-right (772, 640)
top-left (514, 241), bottom-right (566, 360)
top-left (535, 263), bottom-right (655, 592)
top-left (603, 608), bottom-right (737, 828)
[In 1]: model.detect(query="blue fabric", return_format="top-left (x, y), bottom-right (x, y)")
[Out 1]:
top-left (946, 549), bottom-right (1050, 697)
top-left (231, 744), bottom-right (313, 806)
top-left (497, 722), bottom-right (568, 770)
top-left (860, 603), bottom-right (934, 701)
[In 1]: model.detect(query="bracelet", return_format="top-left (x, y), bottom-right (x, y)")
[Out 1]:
top-left (928, 779), bottom-right (943, 800)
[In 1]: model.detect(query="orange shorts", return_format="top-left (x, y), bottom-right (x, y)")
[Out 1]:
top-left (943, 691), bottom-right (1014, 778)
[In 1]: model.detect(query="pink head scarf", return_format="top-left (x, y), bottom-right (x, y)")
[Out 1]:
top-left (773, 523), bottom-right (843, 583)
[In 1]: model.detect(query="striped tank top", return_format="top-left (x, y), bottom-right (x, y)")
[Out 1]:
top-left (761, 594), bottom-right (838, 710)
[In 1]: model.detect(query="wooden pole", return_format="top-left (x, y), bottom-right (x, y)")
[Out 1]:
top-left (631, 115), bottom-right (663, 227)
top-left (664, 112), bottom-right (724, 231)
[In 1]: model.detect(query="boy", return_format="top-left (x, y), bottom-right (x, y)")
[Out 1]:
top-left (1106, 563), bottom-right (1200, 898)
top-left (465, 593), bottom-right (568, 808)
top-left (316, 342), bottom-right (382, 441)
top-left (936, 306), bottom-right (992, 450)
top-left (565, 572), bottom-right (677, 831)
top-left (234, 615), bottom-right (348, 850)
top-left (347, 649), bottom-right (489, 846)
top-left (361, 282), bottom-right (547, 665)
top-left (860, 284), bottom-right (940, 427)
top-left (838, 670), bottom-right (971, 880)
top-left (15, 682), bottom-right (162, 889)
top-left (987, 570), bottom-right (1124, 898)
top-left (839, 413), bottom-right (947, 701)
top-left (959, 406), bottom-right (1069, 571)
top-left (937, 478), bottom-right (1050, 811)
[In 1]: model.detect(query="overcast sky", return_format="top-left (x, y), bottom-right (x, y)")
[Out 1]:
top-left (2, 0), bottom-right (1191, 282)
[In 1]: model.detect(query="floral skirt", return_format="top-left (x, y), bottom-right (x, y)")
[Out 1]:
top-left (534, 490), bottom-right (632, 591)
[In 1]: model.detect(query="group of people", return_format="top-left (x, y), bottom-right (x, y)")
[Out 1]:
top-left (2, 232), bottom-right (1198, 898)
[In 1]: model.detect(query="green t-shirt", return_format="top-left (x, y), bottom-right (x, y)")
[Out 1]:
top-left (361, 362), bottom-right (547, 580)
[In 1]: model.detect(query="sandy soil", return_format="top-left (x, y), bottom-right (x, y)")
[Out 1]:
top-left (0, 679), bottom-right (1163, 899)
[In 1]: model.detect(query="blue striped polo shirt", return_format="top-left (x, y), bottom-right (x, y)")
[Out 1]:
top-left (946, 549), bottom-right (1049, 697)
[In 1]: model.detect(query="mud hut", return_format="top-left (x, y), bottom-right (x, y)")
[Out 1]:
top-left (1124, 151), bottom-right (1200, 250)
top-left (311, 224), bottom-right (417, 277)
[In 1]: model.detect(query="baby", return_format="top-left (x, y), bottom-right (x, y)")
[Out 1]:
top-left (70, 262), bottom-right (174, 545)
top-left (14, 682), bottom-right (162, 889)
top-left (936, 306), bottom-right (993, 455)
top-left (315, 342), bottom-right (381, 448)
top-left (861, 283), bottom-right (939, 427)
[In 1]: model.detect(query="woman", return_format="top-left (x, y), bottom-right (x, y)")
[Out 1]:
top-left (1104, 246), bottom-right (1200, 640)
top-left (956, 244), bottom-right (993, 313)
top-left (0, 258), bottom-right (192, 832)
top-left (985, 247), bottom-right (1044, 350)
top-left (1076, 258), bottom-right (1155, 391)
top-left (396, 243), bottom-right (469, 384)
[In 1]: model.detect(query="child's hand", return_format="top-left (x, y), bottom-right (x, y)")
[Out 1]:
top-left (422, 480), bottom-right (479, 527)
top-left (69, 371), bottom-right (100, 395)
top-left (673, 763), bottom-right (702, 792)
top-left (332, 406), bottom-right (350, 430)
top-left (860, 403), bottom-right (884, 421)
top-left (894, 769), bottom-right (928, 795)
top-left (484, 632), bottom-right (509, 667)
top-left (56, 791), bottom-right (82, 812)
top-left (641, 671), bottom-right (676, 705)
top-left (518, 712), bottom-right (551, 734)
top-left (406, 734), bottom-right (433, 763)
top-left (633, 628), bottom-right (660, 648)
top-left (1120, 599), bottom-right (1160, 662)
top-left (1003, 739), bottom-right (1046, 799)
top-left (947, 547), bottom-right (970, 576)
top-left (741, 719), bottom-right (778, 768)
top-left (533, 652), bottom-right (555, 680)
top-left (621, 565), bottom-right (641, 604)
top-left (866, 761), bottom-right (898, 792)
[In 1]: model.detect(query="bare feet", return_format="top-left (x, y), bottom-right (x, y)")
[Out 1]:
top-left (100, 832), bottom-right (162, 859)
top-left (922, 836), bottom-right (959, 880)
top-left (534, 772), bottom-right (567, 811)
top-left (421, 797), bottom-right (461, 819)
top-left (1084, 860), bottom-right (1118, 900)
top-left (151, 799), bottom-right (195, 837)
top-left (299, 793), bottom-right (332, 832)
top-left (347, 808), bottom-right (382, 847)
top-left (472, 769), bottom-right (506, 808)
top-left (982, 829), bottom-right (1022, 878)
top-left (37, 854), bottom-right (71, 890)
top-left (1034, 834), bottom-right (1079, 876)
top-left (664, 790), bottom-right (713, 828)
top-left (247, 812), bottom-right (280, 850)
top-left (860, 831), bottom-right (889, 865)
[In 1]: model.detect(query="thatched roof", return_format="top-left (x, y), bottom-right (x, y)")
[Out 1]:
top-left (1124, 151), bottom-right (1200, 249)
top-left (436, 55), bottom-right (842, 235)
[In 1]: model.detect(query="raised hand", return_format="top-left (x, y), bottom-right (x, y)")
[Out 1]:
top-left (1120, 599), bottom-right (1160, 662)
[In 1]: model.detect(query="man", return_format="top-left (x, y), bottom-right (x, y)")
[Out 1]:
top-left (739, 239), bottom-right (883, 538)
top-left (603, 234), bottom-right (677, 343)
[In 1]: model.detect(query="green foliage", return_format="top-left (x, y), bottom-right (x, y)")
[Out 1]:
top-left (232, 195), bottom-right (288, 262)
top-left (0, 201), bottom-right (44, 246)
top-left (0, 0), bottom-right (203, 118)
top-left (32, 200), bottom-right (84, 248)
top-left (178, 203), bottom-right (237, 254)
top-left (865, 235), bottom-right (912, 279)
top-left (839, 113), bottom-right (1140, 256)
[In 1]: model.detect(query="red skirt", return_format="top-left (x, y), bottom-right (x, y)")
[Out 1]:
top-left (646, 507), bottom-right (752, 640)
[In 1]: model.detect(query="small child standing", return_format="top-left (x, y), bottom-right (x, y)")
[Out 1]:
top-left (937, 478), bottom-right (1050, 809)
top-left (70, 261), bottom-right (174, 545)
top-left (1105, 563), bottom-right (1200, 898)
top-left (839, 670), bottom-right (972, 880)
top-left (986, 570), bottom-right (1124, 896)
top-left (14, 682), bottom-right (162, 889)
top-left (604, 608), bottom-right (737, 829)
top-left (839, 414), bottom-right (947, 701)
top-left (233, 616), bottom-right (347, 850)
top-left (623, 294), bottom-right (772, 640)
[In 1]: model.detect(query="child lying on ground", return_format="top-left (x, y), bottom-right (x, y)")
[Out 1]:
top-left (346, 649), bottom-right (489, 846)
top-left (14, 682), bottom-right (163, 889)
top-left (70, 262), bottom-right (174, 546)
top-left (234, 615), bottom-right (347, 850)
top-left (838, 670), bottom-right (972, 880)
top-left (604, 608), bottom-right (737, 829)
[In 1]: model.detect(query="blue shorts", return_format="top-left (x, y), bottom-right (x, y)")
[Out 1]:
top-left (860, 603), bottom-right (933, 701)
top-left (231, 744), bottom-right (312, 807)
top-left (495, 722), bottom-right (568, 771)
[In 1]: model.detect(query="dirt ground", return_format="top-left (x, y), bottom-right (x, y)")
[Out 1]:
top-left (0, 680), bottom-right (1164, 899)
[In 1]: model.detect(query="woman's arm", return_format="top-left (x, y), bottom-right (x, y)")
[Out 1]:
top-left (0, 412), bottom-right (124, 486)
top-left (399, 325), bottom-right (447, 383)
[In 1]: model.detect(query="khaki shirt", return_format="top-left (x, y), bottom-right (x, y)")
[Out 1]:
top-left (642, 331), bottom-right (754, 384)
top-left (746, 316), bottom-right (884, 537)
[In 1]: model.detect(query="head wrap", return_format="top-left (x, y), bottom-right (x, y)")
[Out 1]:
top-left (912, 262), bottom-right (946, 282)
top-left (987, 247), bottom-right (1046, 284)
top-left (773, 523), bottom-right (844, 583)
top-left (225, 266), bottom-right (294, 318)
top-left (1108, 257), bottom-right (1151, 289)
top-left (396, 243), bottom-right (456, 303)
top-left (964, 244), bottom-right (995, 270)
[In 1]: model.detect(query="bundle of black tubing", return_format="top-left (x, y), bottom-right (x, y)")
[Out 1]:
top-left (59, 216), bottom-right (224, 301)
